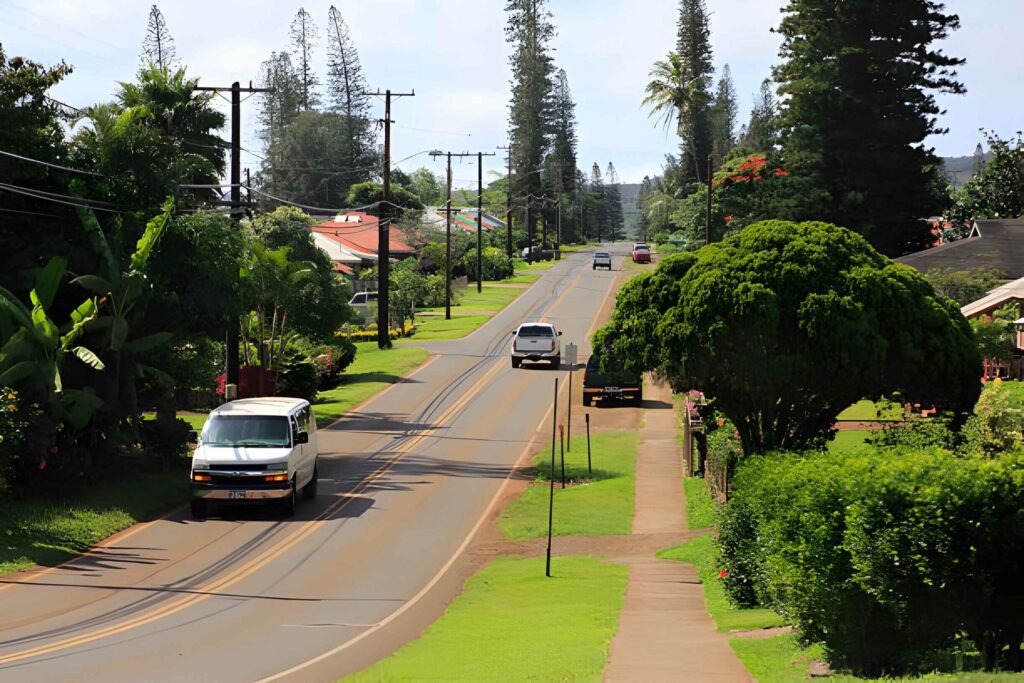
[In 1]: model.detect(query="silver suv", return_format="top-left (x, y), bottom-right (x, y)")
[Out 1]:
top-left (593, 252), bottom-right (612, 270)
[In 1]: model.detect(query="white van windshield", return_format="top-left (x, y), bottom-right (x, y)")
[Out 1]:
top-left (203, 415), bottom-right (291, 447)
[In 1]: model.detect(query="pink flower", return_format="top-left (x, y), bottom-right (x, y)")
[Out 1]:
top-left (39, 459), bottom-right (46, 470)
top-left (719, 569), bottom-right (729, 579)
top-left (50, 446), bottom-right (58, 454)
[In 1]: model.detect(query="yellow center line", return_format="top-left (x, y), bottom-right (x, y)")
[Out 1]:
top-left (0, 264), bottom-right (592, 667)
top-left (0, 338), bottom-right (511, 667)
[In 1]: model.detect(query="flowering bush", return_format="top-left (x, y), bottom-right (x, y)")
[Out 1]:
top-left (0, 387), bottom-right (27, 493)
top-left (960, 377), bottom-right (1024, 456)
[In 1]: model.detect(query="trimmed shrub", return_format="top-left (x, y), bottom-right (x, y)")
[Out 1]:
top-left (277, 347), bottom-right (319, 402)
top-left (463, 247), bottom-right (514, 282)
top-left (312, 339), bottom-right (357, 391)
top-left (718, 449), bottom-right (1024, 676)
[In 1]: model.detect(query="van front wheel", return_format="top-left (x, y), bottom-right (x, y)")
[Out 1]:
top-left (302, 463), bottom-right (318, 500)
top-left (281, 482), bottom-right (297, 517)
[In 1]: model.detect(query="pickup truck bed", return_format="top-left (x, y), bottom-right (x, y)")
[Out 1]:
top-left (582, 353), bottom-right (642, 406)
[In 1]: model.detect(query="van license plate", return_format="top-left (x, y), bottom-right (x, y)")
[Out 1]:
top-left (229, 490), bottom-right (247, 500)
top-left (604, 387), bottom-right (619, 393)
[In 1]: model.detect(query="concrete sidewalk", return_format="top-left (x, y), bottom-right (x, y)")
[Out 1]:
top-left (603, 379), bottom-right (751, 682)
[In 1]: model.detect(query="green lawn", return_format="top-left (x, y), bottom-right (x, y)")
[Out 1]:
top-left (345, 556), bottom-right (628, 682)
top-left (496, 273), bottom-right (540, 284)
top-left (420, 283), bottom-right (527, 314)
top-left (498, 431), bottom-right (639, 538)
top-left (658, 534), bottom-right (785, 633)
top-left (143, 412), bottom-right (207, 431)
top-left (400, 314), bottom-right (493, 342)
top-left (0, 470), bottom-right (189, 576)
top-left (559, 242), bottom-right (600, 253)
top-left (829, 430), bottom-right (870, 454)
top-left (1001, 380), bottom-right (1024, 408)
top-left (837, 399), bottom-right (903, 421)
top-left (684, 476), bottom-right (717, 530)
top-left (314, 343), bottom-right (429, 427)
top-left (731, 635), bottom-right (1021, 683)
top-left (514, 258), bottom-right (558, 273)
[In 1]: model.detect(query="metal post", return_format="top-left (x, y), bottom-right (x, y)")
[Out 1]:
top-left (586, 412), bottom-right (591, 476)
top-left (559, 425), bottom-right (566, 489)
top-left (705, 155), bottom-right (713, 246)
top-left (226, 81), bottom-right (241, 391)
top-left (567, 369), bottom-right (572, 452)
top-left (555, 202), bottom-right (561, 260)
top-left (546, 377), bottom-right (558, 577)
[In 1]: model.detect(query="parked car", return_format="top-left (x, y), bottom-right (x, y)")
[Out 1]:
top-left (593, 251), bottom-right (612, 270)
top-left (582, 351), bottom-right (643, 406)
top-left (631, 244), bottom-right (651, 264)
top-left (521, 246), bottom-right (556, 262)
top-left (510, 322), bottom-right (562, 368)
top-left (348, 291), bottom-right (378, 324)
top-left (189, 397), bottom-right (318, 518)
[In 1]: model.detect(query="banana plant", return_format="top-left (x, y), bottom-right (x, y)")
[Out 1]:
top-left (0, 256), bottom-right (106, 429)
top-left (72, 201), bottom-right (175, 424)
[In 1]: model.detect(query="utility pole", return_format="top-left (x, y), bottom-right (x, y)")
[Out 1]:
top-left (365, 89), bottom-right (415, 348)
top-left (431, 150), bottom-right (490, 315)
top-left (555, 202), bottom-right (561, 260)
top-left (195, 81), bottom-right (272, 396)
top-left (705, 155), bottom-right (713, 246)
top-left (498, 145), bottom-right (513, 258)
top-left (476, 150), bottom-right (495, 292)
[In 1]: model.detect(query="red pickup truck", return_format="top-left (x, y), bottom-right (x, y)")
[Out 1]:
top-left (632, 243), bottom-right (651, 263)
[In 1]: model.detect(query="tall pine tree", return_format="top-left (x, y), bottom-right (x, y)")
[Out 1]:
top-left (290, 8), bottom-right (320, 111)
top-left (740, 78), bottom-right (778, 152)
top-left (141, 5), bottom-right (176, 70)
top-left (710, 64), bottom-right (738, 165)
top-left (506, 0), bottom-right (556, 234)
top-left (774, 0), bottom-right (964, 255)
top-left (326, 4), bottom-right (378, 198)
top-left (545, 68), bottom-right (578, 243)
top-left (588, 163), bottom-right (607, 242)
top-left (605, 162), bottom-right (625, 241)
top-left (675, 0), bottom-right (714, 184)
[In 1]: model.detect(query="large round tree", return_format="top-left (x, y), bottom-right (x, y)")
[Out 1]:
top-left (595, 220), bottom-right (981, 453)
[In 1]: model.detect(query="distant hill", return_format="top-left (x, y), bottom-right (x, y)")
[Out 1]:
top-left (941, 152), bottom-right (992, 189)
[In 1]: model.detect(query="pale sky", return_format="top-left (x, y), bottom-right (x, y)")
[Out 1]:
top-left (2, 0), bottom-right (1020, 187)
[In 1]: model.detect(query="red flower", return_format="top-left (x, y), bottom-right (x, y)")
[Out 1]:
top-left (724, 215), bottom-right (733, 223)
top-left (774, 168), bottom-right (789, 177)
top-left (754, 176), bottom-right (764, 182)
top-left (719, 569), bottom-right (729, 579)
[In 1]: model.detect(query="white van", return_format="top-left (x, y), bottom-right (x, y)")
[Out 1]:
top-left (189, 397), bottom-right (319, 518)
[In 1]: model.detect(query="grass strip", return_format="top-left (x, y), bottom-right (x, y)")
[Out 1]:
top-left (315, 343), bottom-right (429, 428)
top-left (829, 430), bottom-right (870, 454)
top-left (657, 534), bottom-right (785, 633)
top-left (684, 476), bottom-right (716, 530)
top-left (836, 399), bottom-right (903, 421)
top-left (496, 273), bottom-right (540, 284)
top-left (498, 431), bottom-right (639, 539)
top-left (400, 314), bottom-right (493, 342)
top-left (345, 556), bottom-right (628, 682)
top-left (0, 470), bottom-right (189, 576)
top-left (730, 634), bottom-right (1022, 683)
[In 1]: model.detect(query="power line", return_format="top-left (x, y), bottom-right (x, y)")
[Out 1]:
top-left (0, 149), bottom-right (105, 178)
top-left (0, 183), bottom-right (135, 214)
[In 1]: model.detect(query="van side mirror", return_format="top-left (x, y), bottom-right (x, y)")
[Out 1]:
top-left (187, 430), bottom-right (199, 444)
top-left (294, 431), bottom-right (309, 445)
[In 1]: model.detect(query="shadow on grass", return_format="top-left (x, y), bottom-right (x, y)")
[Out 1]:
top-left (337, 372), bottom-right (424, 386)
top-left (530, 463), bottom-right (620, 483)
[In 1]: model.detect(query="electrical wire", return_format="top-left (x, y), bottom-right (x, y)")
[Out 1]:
top-left (0, 184), bottom-right (135, 214)
top-left (0, 149), bottom-right (105, 178)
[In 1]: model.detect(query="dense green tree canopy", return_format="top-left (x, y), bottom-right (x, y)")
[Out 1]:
top-left (595, 220), bottom-right (981, 452)
top-left (774, 0), bottom-right (965, 256)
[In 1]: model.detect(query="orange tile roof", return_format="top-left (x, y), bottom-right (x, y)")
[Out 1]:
top-left (312, 212), bottom-right (416, 256)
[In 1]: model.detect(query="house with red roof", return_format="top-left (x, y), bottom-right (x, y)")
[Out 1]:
top-left (310, 212), bottom-right (417, 277)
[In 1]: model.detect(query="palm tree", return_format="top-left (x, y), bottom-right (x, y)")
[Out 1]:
top-left (643, 53), bottom-right (708, 181)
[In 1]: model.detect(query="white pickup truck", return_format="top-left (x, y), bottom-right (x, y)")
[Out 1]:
top-left (592, 251), bottom-right (612, 270)
top-left (511, 322), bottom-right (562, 368)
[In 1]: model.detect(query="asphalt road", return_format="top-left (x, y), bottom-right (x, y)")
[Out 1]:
top-left (0, 243), bottom-right (634, 682)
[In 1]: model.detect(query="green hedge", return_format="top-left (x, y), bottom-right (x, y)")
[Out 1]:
top-left (718, 448), bottom-right (1024, 677)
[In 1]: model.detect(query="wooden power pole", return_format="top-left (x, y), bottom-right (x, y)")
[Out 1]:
top-left (365, 89), bottom-right (415, 348)
top-left (195, 81), bottom-right (272, 395)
